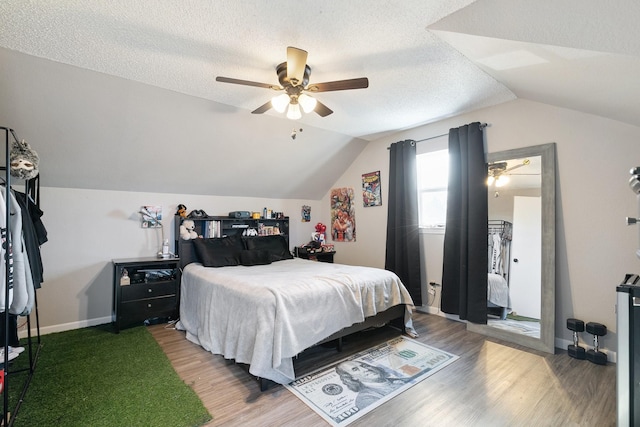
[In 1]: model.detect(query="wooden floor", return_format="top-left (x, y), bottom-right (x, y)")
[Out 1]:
top-left (148, 313), bottom-right (616, 427)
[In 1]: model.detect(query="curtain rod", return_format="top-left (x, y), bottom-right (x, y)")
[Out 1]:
top-left (387, 122), bottom-right (488, 149)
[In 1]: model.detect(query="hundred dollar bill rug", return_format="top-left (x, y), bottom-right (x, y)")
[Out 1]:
top-left (285, 336), bottom-right (459, 426)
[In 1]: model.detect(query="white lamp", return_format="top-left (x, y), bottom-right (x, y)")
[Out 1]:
top-left (271, 93), bottom-right (290, 113)
top-left (298, 93), bottom-right (317, 113)
top-left (286, 102), bottom-right (302, 120)
top-left (495, 175), bottom-right (509, 187)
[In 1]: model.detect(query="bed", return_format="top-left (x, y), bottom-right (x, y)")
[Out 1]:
top-left (175, 234), bottom-right (415, 388)
top-left (487, 273), bottom-right (510, 319)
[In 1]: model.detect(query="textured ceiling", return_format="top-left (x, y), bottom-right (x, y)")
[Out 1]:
top-left (0, 0), bottom-right (515, 140)
top-left (0, 1), bottom-right (638, 199)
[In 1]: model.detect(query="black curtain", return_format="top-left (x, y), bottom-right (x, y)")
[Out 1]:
top-left (441, 123), bottom-right (488, 323)
top-left (385, 140), bottom-right (421, 305)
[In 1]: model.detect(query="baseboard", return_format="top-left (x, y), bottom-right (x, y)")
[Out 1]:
top-left (415, 305), bottom-right (462, 322)
top-left (19, 316), bottom-right (112, 338)
top-left (416, 305), bottom-right (440, 315)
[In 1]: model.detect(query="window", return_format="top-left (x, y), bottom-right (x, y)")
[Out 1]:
top-left (416, 149), bottom-right (448, 229)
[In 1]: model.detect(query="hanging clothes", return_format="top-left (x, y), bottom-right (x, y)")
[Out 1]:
top-left (0, 187), bottom-right (34, 316)
top-left (490, 233), bottom-right (502, 275)
top-left (0, 188), bottom-right (12, 312)
top-left (14, 191), bottom-right (45, 288)
top-left (0, 315), bottom-right (19, 347)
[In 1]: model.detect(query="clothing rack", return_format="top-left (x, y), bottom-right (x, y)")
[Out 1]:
top-left (0, 127), bottom-right (42, 427)
top-left (488, 219), bottom-right (512, 241)
top-left (488, 220), bottom-right (512, 283)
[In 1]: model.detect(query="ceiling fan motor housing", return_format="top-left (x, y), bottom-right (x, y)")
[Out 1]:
top-left (277, 62), bottom-right (310, 88)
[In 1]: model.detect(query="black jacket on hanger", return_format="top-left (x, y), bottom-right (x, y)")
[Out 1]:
top-left (14, 191), bottom-right (46, 288)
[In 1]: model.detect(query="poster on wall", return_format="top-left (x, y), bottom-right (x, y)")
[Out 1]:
top-left (301, 205), bottom-right (311, 222)
top-left (362, 171), bottom-right (382, 207)
top-left (330, 187), bottom-right (356, 242)
top-left (140, 205), bottom-right (162, 228)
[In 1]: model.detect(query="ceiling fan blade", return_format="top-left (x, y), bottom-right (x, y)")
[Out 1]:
top-left (251, 101), bottom-right (272, 114)
top-left (505, 159), bottom-right (531, 173)
top-left (314, 100), bottom-right (333, 117)
top-left (286, 47), bottom-right (308, 87)
top-left (307, 77), bottom-right (369, 92)
top-left (216, 76), bottom-right (280, 90)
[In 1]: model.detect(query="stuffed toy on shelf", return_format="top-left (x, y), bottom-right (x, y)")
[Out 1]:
top-left (176, 204), bottom-right (187, 218)
top-left (179, 219), bottom-right (198, 240)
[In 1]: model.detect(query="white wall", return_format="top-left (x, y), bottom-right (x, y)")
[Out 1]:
top-left (35, 187), bottom-right (320, 334)
top-left (27, 96), bottom-right (640, 359)
top-left (324, 98), bottom-right (640, 354)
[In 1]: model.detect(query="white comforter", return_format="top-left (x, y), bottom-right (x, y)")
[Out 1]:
top-left (176, 258), bottom-right (415, 384)
top-left (488, 273), bottom-right (510, 308)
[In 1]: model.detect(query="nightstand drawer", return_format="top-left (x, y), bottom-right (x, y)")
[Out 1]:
top-left (118, 295), bottom-right (178, 326)
top-left (120, 281), bottom-right (176, 302)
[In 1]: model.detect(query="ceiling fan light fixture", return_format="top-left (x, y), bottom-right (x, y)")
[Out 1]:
top-left (298, 93), bottom-right (317, 113)
top-left (487, 176), bottom-right (495, 186)
top-left (271, 93), bottom-right (290, 113)
top-left (495, 175), bottom-right (509, 187)
top-left (216, 47), bottom-right (368, 119)
top-left (286, 102), bottom-right (302, 120)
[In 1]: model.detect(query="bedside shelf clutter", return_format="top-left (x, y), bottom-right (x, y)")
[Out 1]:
top-left (112, 257), bottom-right (180, 333)
top-left (294, 246), bottom-right (336, 263)
top-left (174, 215), bottom-right (289, 256)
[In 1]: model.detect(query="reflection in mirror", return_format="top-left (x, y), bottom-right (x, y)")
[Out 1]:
top-left (467, 143), bottom-right (555, 354)
top-left (486, 155), bottom-right (541, 338)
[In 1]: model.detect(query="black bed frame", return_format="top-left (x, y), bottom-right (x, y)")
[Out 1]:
top-left (258, 303), bottom-right (406, 391)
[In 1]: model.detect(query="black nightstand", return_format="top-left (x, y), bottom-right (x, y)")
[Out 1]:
top-left (112, 257), bottom-right (180, 333)
top-left (294, 247), bottom-right (336, 263)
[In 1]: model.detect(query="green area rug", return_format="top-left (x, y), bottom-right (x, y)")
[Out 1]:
top-left (10, 325), bottom-right (211, 427)
top-left (507, 313), bottom-right (540, 322)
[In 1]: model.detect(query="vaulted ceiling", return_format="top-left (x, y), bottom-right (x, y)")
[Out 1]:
top-left (0, 1), bottom-right (638, 198)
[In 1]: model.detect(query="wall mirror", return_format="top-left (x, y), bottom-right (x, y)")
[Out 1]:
top-left (467, 143), bottom-right (556, 354)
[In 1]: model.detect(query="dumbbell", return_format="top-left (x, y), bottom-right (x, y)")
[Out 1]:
top-left (585, 322), bottom-right (607, 365)
top-left (566, 318), bottom-right (586, 359)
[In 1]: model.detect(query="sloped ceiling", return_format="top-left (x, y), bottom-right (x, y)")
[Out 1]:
top-left (0, 1), bottom-right (637, 199)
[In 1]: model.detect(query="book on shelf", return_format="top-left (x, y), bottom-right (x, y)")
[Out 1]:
top-left (203, 220), bottom-right (222, 238)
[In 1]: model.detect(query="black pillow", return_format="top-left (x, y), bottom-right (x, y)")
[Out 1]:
top-left (192, 236), bottom-right (244, 267)
top-left (243, 235), bottom-right (293, 262)
top-left (239, 250), bottom-right (272, 266)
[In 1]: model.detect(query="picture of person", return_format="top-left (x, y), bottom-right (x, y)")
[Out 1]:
top-left (331, 210), bottom-right (355, 242)
top-left (335, 361), bottom-right (409, 410)
top-left (330, 187), bottom-right (357, 242)
top-left (332, 210), bottom-right (348, 241)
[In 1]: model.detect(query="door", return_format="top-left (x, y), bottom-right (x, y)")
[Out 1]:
top-left (509, 196), bottom-right (541, 319)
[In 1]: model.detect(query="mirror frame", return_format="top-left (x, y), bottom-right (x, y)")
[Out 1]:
top-left (467, 142), bottom-right (556, 354)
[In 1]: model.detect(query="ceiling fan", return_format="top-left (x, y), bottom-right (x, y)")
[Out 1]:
top-left (215, 47), bottom-right (369, 119)
top-left (487, 159), bottom-right (531, 187)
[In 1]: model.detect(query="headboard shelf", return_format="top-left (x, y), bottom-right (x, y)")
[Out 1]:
top-left (173, 215), bottom-right (290, 266)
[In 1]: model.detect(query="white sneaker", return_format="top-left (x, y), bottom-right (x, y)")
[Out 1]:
top-left (0, 349), bottom-right (18, 363)
top-left (9, 346), bottom-right (24, 354)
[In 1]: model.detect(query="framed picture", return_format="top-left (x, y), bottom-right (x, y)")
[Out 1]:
top-left (330, 187), bottom-right (356, 242)
top-left (140, 205), bottom-right (162, 228)
top-left (301, 205), bottom-right (311, 222)
top-left (362, 171), bottom-right (382, 207)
